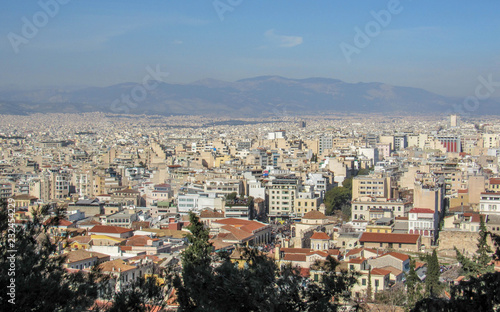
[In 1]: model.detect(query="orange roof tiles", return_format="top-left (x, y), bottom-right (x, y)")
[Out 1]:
top-left (381, 252), bottom-right (410, 262)
top-left (43, 217), bottom-right (73, 227)
top-left (302, 210), bottom-right (327, 220)
top-left (360, 232), bottom-right (420, 244)
top-left (310, 232), bottom-right (331, 240)
top-left (371, 268), bottom-right (392, 276)
top-left (409, 208), bottom-right (435, 214)
top-left (283, 254), bottom-right (307, 262)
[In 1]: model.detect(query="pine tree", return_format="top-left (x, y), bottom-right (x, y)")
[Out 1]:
top-left (424, 249), bottom-right (441, 297)
top-left (475, 215), bottom-right (492, 268)
top-left (174, 212), bottom-right (359, 311)
top-left (406, 259), bottom-right (421, 307)
top-left (0, 201), bottom-right (104, 312)
top-left (454, 215), bottom-right (494, 278)
top-left (366, 268), bottom-right (373, 301)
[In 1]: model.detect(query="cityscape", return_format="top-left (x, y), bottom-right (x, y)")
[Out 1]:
top-left (2, 1), bottom-right (500, 311)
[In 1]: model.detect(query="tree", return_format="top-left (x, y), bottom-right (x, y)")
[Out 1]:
top-left (412, 235), bottom-right (500, 311)
top-left (324, 178), bottom-right (352, 215)
top-left (0, 201), bottom-right (104, 312)
top-left (476, 215), bottom-right (492, 267)
top-left (226, 192), bottom-right (238, 201)
top-left (174, 212), bottom-right (359, 311)
top-left (424, 249), bottom-right (441, 297)
top-left (366, 268), bottom-right (372, 301)
top-left (406, 258), bottom-right (423, 308)
top-left (106, 275), bottom-right (166, 312)
top-left (454, 216), bottom-right (494, 278)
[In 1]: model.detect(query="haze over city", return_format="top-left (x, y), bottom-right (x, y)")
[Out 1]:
top-left (3, 1), bottom-right (500, 312)
top-left (2, 1), bottom-right (500, 100)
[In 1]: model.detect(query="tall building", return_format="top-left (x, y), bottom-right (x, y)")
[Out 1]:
top-left (450, 114), bottom-right (458, 128)
top-left (436, 136), bottom-right (461, 153)
top-left (267, 177), bottom-right (301, 220)
top-left (319, 136), bottom-right (333, 155)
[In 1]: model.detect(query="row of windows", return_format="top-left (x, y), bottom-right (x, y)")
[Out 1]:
top-left (353, 205), bottom-right (402, 211)
top-left (109, 218), bottom-right (130, 223)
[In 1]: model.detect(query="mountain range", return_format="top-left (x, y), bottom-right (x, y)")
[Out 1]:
top-left (1, 76), bottom-right (498, 116)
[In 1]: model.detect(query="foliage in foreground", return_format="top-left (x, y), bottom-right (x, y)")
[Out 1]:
top-left (174, 212), bottom-right (359, 312)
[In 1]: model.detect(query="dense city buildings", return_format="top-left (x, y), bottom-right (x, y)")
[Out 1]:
top-left (3, 111), bottom-right (500, 308)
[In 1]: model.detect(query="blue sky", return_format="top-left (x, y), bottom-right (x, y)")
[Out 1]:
top-left (1, 0), bottom-right (500, 97)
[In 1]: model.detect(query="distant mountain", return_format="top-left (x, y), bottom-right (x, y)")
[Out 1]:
top-left (1, 76), bottom-right (498, 116)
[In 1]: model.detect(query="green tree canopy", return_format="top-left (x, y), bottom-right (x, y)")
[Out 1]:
top-left (173, 212), bottom-right (359, 311)
top-left (0, 201), bottom-right (104, 312)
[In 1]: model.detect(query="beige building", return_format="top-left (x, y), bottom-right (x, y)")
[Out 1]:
top-left (352, 175), bottom-right (393, 200)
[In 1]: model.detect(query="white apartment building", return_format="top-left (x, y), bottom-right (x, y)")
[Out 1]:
top-left (480, 192), bottom-right (500, 216)
top-left (267, 177), bottom-right (301, 219)
top-left (351, 197), bottom-right (411, 221)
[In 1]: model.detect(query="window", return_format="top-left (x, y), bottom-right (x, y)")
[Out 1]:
top-left (362, 278), bottom-right (366, 286)
top-left (350, 265), bottom-right (355, 271)
top-left (379, 243), bottom-right (383, 247)
top-left (375, 280), bottom-right (379, 287)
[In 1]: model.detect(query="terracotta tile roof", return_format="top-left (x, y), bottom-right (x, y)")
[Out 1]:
top-left (209, 236), bottom-right (235, 251)
top-left (43, 217), bottom-right (73, 227)
top-left (89, 225), bottom-right (133, 234)
top-left (99, 259), bottom-right (136, 273)
top-left (489, 178), bottom-right (500, 185)
top-left (327, 249), bottom-right (341, 256)
top-left (345, 248), bottom-right (363, 257)
top-left (220, 225), bottom-right (253, 242)
top-left (415, 261), bottom-right (426, 269)
top-left (380, 252), bottom-right (410, 262)
top-left (300, 268), bottom-right (310, 278)
top-left (126, 254), bottom-right (162, 263)
top-left (309, 250), bottom-right (328, 257)
top-left (371, 268), bottom-right (392, 276)
top-left (310, 232), bottom-right (331, 240)
top-left (302, 210), bottom-right (327, 220)
top-left (200, 209), bottom-right (225, 219)
top-left (283, 254), bottom-right (307, 262)
top-left (360, 232), bottom-right (420, 244)
top-left (214, 218), bottom-right (268, 233)
top-left (379, 266), bottom-right (403, 276)
top-left (409, 208), bottom-right (435, 214)
top-left (348, 257), bottom-right (366, 264)
top-left (125, 235), bottom-right (156, 246)
top-left (280, 247), bottom-right (315, 254)
top-left (65, 249), bottom-right (109, 263)
top-left (68, 235), bottom-right (92, 244)
top-left (464, 213), bottom-right (484, 223)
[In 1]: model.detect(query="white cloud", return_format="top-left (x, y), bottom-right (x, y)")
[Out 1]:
top-left (264, 29), bottom-right (303, 48)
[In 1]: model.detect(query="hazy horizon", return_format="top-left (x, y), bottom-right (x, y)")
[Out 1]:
top-left (2, 1), bottom-right (500, 98)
